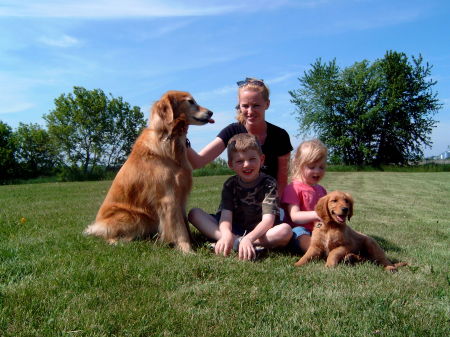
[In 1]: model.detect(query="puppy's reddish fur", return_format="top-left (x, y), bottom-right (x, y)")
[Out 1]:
top-left (84, 91), bottom-right (213, 253)
top-left (294, 190), bottom-right (406, 271)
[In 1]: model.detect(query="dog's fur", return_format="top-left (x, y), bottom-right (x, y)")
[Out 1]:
top-left (294, 190), bottom-right (406, 271)
top-left (84, 91), bottom-right (213, 253)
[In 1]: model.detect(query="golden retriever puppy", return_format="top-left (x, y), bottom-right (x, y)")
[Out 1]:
top-left (294, 190), bottom-right (406, 271)
top-left (84, 91), bottom-right (213, 253)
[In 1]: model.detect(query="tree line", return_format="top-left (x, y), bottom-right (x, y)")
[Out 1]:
top-left (1, 87), bottom-right (146, 183)
top-left (0, 51), bottom-right (442, 184)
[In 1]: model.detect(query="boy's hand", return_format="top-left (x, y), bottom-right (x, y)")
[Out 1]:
top-left (215, 232), bottom-right (234, 256)
top-left (238, 236), bottom-right (256, 261)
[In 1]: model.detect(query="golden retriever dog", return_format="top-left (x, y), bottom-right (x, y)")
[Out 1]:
top-left (294, 191), bottom-right (407, 272)
top-left (84, 91), bottom-right (213, 253)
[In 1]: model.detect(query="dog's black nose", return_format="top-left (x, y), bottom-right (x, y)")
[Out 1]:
top-left (341, 207), bottom-right (349, 214)
top-left (207, 110), bottom-right (213, 118)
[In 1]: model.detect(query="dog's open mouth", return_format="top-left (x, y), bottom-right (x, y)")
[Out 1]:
top-left (331, 211), bottom-right (347, 223)
top-left (194, 116), bottom-right (214, 123)
top-left (192, 111), bottom-right (214, 125)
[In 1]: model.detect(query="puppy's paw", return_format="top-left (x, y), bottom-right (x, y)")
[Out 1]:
top-left (384, 265), bottom-right (398, 273)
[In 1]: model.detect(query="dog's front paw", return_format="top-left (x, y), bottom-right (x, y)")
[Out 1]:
top-left (384, 265), bottom-right (398, 273)
top-left (294, 259), bottom-right (307, 267)
top-left (177, 241), bottom-right (193, 254)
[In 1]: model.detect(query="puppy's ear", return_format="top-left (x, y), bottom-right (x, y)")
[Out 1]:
top-left (345, 192), bottom-right (354, 221)
top-left (315, 194), bottom-right (330, 223)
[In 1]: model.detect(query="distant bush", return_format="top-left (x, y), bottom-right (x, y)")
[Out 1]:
top-left (57, 165), bottom-right (119, 182)
top-left (5, 160), bottom-right (449, 186)
top-left (327, 164), bottom-right (450, 172)
top-left (193, 158), bottom-right (233, 177)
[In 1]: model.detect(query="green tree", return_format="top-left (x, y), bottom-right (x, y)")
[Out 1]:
top-left (13, 123), bottom-right (60, 178)
top-left (44, 87), bottom-right (146, 175)
top-left (0, 121), bottom-right (17, 182)
top-left (289, 51), bottom-right (441, 165)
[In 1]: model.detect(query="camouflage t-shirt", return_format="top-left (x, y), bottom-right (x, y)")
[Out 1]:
top-left (219, 173), bottom-right (280, 235)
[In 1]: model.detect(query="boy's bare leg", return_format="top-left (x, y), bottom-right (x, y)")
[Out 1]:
top-left (254, 223), bottom-right (293, 248)
top-left (188, 208), bottom-right (221, 241)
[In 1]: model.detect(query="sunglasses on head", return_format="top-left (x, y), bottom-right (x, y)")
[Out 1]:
top-left (236, 78), bottom-right (265, 87)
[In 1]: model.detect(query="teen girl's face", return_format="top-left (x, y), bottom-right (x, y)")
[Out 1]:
top-left (238, 90), bottom-right (270, 126)
top-left (301, 160), bottom-right (326, 185)
top-left (228, 149), bottom-right (265, 183)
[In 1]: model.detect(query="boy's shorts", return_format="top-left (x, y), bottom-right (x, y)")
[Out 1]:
top-left (210, 212), bottom-right (247, 236)
top-left (211, 211), bottom-right (280, 237)
top-left (288, 226), bottom-right (311, 252)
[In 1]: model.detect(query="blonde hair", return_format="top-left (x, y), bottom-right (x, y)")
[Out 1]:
top-left (236, 77), bottom-right (270, 124)
top-left (290, 139), bottom-right (327, 180)
top-left (227, 133), bottom-right (263, 161)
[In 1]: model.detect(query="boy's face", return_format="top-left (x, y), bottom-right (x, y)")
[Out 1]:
top-left (228, 149), bottom-right (265, 183)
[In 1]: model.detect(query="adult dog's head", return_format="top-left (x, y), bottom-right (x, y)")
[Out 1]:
top-left (150, 91), bottom-right (213, 137)
top-left (315, 190), bottom-right (353, 227)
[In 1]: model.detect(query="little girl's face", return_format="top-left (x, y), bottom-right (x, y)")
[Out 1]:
top-left (301, 160), bottom-right (326, 185)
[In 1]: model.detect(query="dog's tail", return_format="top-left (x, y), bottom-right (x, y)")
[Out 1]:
top-left (83, 221), bottom-right (108, 237)
top-left (83, 221), bottom-right (122, 245)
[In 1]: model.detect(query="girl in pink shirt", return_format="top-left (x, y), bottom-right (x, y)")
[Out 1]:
top-left (281, 139), bottom-right (327, 253)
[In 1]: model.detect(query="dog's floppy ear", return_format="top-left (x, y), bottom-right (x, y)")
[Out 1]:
top-left (155, 93), bottom-right (175, 124)
top-left (150, 92), bottom-right (185, 137)
top-left (149, 94), bottom-right (173, 133)
top-left (344, 192), bottom-right (354, 221)
top-left (315, 194), bottom-right (331, 223)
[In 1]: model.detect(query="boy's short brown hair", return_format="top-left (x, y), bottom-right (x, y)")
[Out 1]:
top-left (227, 133), bottom-right (263, 161)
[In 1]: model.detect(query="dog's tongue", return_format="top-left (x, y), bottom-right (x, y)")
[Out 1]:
top-left (336, 215), bottom-right (346, 223)
top-left (208, 118), bottom-right (215, 123)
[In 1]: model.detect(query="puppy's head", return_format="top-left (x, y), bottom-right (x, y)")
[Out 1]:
top-left (150, 91), bottom-right (213, 134)
top-left (315, 190), bottom-right (353, 226)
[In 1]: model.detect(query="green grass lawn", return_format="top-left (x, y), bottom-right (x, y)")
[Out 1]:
top-left (1, 173), bottom-right (449, 336)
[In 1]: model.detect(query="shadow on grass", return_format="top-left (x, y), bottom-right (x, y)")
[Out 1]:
top-left (191, 230), bottom-right (212, 248)
top-left (370, 235), bottom-right (404, 253)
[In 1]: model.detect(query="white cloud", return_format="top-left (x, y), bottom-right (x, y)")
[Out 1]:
top-left (334, 9), bottom-right (422, 32)
top-left (266, 72), bottom-right (299, 85)
top-left (194, 85), bottom-right (235, 101)
top-left (0, 0), bottom-right (241, 18)
top-left (194, 72), bottom-right (300, 102)
top-left (0, 72), bottom-right (51, 116)
top-left (0, 102), bottom-right (35, 115)
top-left (38, 34), bottom-right (81, 48)
top-left (0, 0), bottom-right (320, 18)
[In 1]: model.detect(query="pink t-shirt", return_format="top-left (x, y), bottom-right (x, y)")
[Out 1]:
top-left (281, 180), bottom-right (327, 232)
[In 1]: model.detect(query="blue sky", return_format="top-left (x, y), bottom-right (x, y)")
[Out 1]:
top-left (1, 0), bottom-right (449, 158)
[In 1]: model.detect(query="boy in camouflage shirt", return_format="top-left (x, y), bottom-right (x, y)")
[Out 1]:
top-left (188, 134), bottom-right (292, 260)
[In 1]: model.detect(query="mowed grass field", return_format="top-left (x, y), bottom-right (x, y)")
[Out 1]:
top-left (0, 172), bottom-right (449, 337)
